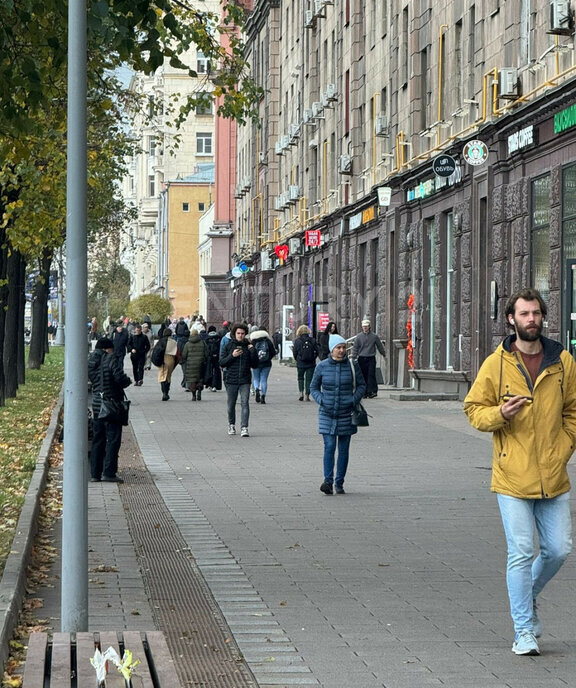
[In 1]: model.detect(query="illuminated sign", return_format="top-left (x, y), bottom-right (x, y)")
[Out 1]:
top-left (305, 230), bottom-right (322, 247)
top-left (508, 125), bottom-right (535, 155)
top-left (555, 104), bottom-right (576, 134)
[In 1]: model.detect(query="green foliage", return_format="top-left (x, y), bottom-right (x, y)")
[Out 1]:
top-left (126, 294), bottom-right (172, 324)
top-left (0, 346), bottom-right (64, 578)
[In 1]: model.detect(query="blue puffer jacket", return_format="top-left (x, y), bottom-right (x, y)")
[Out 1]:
top-left (310, 356), bottom-right (366, 435)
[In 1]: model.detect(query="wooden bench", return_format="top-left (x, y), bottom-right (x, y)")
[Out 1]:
top-left (22, 631), bottom-right (181, 687)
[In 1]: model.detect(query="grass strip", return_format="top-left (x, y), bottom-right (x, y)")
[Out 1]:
top-left (0, 347), bottom-right (64, 578)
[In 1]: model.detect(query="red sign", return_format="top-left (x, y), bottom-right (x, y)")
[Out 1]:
top-left (305, 230), bottom-right (322, 247)
top-left (318, 312), bottom-right (330, 332)
top-left (275, 244), bottom-right (289, 260)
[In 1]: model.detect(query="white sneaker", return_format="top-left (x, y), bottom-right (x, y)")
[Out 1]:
top-left (240, 427), bottom-right (250, 437)
top-left (228, 424), bottom-right (236, 435)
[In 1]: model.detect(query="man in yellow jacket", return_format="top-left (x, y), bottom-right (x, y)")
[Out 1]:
top-left (464, 287), bottom-right (576, 656)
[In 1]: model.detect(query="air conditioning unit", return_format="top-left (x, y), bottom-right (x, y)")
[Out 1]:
top-left (312, 101), bottom-right (324, 118)
top-left (325, 83), bottom-right (338, 101)
top-left (288, 185), bottom-right (301, 202)
top-left (304, 9), bottom-right (315, 28)
top-left (261, 251), bottom-right (273, 270)
top-left (258, 151), bottom-right (266, 164)
top-left (303, 109), bottom-right (315, 125)
top-left (242, 176), bottom-right (251, 191)
top-left (314, 0), bottom-right (326, 18)
top-left (234, 186), bottom-right (243, 199)
top-left (280, 134), bottom-right (291, 150)
top-left (375, 113), bottom-right (389, 137)
top-left (549, 0), bottom-right (574, 35)
top-left (275, 140), bottom-right (284, 155)
top-left (321, 91), bottom-right (334, 109)
top-left (498, 68), bottom-right (519, 99)
top-left (280, 191), bottom-right (291, 208)
top-left (289, 123), bottom-right (301, 143)
top-left (289, 238), bottom-right (303, 255)
top-left (338, 154), bottom-right (352, 175)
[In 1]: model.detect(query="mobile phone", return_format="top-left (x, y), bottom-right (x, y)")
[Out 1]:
top-left (502, 394), bottom-right (533, 403)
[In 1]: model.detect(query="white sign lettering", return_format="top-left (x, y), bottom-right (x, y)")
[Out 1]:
top-left (508, 125), bottom-right (534, 155)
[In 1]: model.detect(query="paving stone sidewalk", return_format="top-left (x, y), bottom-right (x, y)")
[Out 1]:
top-left (33, 361), bottom-right (576, 687)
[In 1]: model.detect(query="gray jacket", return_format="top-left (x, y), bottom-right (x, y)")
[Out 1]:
top-left (352, 331), bottom-right (385, 358)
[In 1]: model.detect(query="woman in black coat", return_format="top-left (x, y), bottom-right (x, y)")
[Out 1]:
top-left (317, 321), bottom-right (338, 360)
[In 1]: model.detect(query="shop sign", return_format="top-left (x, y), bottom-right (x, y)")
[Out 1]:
top-left (377, 186), bottom-right (392, 206)
top-left (507, 125), bottom-right (536, 155)
top-left (432, 154), bottom-right (457, 178)
top-left (350, 212), bottom-right (362, 230)
top-left (362, 206), bottom-right (376, 223)
top-left (305, 229), bottom-right (322, 247)
top-left (463, 140), bottom-right (488, 166)
top-left (554, 103), bottom-right (576, 134)
top-left (318, 311), bottom-right (331, 331)
top-left (406, 165), bottom-right (462, 202)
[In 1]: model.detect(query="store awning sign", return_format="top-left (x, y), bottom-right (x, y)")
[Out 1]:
top-left (508, 125), bottom-right (535, 155)
top-left (463, 140), bottom-right (488, 166)
top-left (555, 104), bottom-right (576, 134)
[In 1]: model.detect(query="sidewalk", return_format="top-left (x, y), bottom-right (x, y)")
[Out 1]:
top-left (33, 361), bottom-right (576, 687)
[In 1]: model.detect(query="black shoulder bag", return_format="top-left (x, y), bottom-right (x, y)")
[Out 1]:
top-left (349, 359), bottom-right (369, 427)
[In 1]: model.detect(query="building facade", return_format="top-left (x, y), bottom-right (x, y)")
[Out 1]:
top-left (228, 0), bottom-right (576, 394)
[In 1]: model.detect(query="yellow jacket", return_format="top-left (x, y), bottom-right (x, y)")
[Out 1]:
top-left (463, 335), bottom-right (576, 499)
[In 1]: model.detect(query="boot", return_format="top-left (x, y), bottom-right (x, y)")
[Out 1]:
top-left (192, 391), bottom-right (197, 401)
top-left (161, 382), bottom-right (169, 401)
top-left (260, 394), bottom-right (266, 405)
top-left (305, 394), bottom-right (310, 402)
top-left (255, 389), bottom-right (260, 403)
top-left (197, 389), bottom-right (202, 401)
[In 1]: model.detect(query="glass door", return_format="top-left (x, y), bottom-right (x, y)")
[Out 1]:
top-left (565, 260), bottom-right (576, 356)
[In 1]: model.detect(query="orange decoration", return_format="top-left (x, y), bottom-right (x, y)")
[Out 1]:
top-left (406, 294), bottom-right (415, 369)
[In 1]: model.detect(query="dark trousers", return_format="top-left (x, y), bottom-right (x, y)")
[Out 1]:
top-left (90, 414), bottom-right (123, 479)
top-left (358, 356), bottom-right (377, 396)
top-left (131, 353), bottom-right (146, 382)
top-left (297, 366), bottom-right (315, 393)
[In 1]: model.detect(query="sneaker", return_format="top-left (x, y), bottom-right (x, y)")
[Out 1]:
top-left (320, 482), bottom-right (333, 495)
top-left (512, 630), bottom-right (540, 656)
top-left (532, 600), bottom-right (542, 638)
top-left (335, 485), bottom-right (346, 494)
top-left (228, 424), bottom-right (236, 435)
top-left (241, 427), bottom-right (250, 437)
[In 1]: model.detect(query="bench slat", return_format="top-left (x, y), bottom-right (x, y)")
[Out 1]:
top-left (22, 633), bottom-right (48, 688)
top-left (98, 631), bottom-right (127, 688)
top-left (145, 631), bottom-right (181, 686)
top-left (76, 632), bottom-right (98, 688)
top-left (50, 633), bottom-right (72, 688)
top-left (122, 631), bottom-right (155, 688)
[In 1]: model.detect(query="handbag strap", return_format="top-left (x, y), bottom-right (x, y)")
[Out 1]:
top-left (349, 359), bottom-right (356, 392)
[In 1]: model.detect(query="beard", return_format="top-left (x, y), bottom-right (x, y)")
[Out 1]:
top-left (515, 322), bottom-right (542, 342)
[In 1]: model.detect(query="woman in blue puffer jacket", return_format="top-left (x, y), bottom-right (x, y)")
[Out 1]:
top-left (310, 334), bottom-right (365, 495)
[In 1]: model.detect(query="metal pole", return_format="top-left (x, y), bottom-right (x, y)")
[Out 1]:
top-left (61, 0), bottom-right (89, 631)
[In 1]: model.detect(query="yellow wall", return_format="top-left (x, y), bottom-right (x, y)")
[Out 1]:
top-left (167, 183), bottom-right (212, 318)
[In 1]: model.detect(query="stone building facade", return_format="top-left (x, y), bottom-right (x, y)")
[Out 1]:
top-left (227, 0), bottom-right (576, 395)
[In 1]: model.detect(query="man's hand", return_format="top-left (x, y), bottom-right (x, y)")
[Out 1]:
top-left (501, 395), bottom-right (531, 420)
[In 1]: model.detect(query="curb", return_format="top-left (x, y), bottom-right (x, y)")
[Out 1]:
top-left (0, 389), bottom-right (63, 672)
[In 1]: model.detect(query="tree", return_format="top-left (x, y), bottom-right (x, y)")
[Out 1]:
top-left (127, 295), bottom-right (173, 324)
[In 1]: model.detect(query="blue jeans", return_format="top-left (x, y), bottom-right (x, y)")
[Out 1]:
top-left (252, 366), bottom-right (271, 395)
top-left (322, 434), bottom-right (352, 487)
top-left (497, 492), bottom-right (572, 633)
top-left (226, 383), bottom-right (251, 427)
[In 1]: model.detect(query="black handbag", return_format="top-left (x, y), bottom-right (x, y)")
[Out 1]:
top-left (98, 354), bottom-right (130, 425)
top-left (349, 360), bottom-right (370, 427)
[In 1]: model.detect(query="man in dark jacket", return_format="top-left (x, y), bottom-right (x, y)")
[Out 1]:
top-left (351, 319), bottom-right (385, 398)
top-left (112, 322), bottom-right (130, 367)
top-left (127, 323), bottom-right (151, 386)
top-left (88, 337), bottom-right (132, 482)
top-left (219, 322), bottom-right (258, 437)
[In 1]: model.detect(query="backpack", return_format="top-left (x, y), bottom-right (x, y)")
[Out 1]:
top-left (175, 321), bottom-right (188, 336)
top-left (151, 343), bottom-right (165, 367)
top-left (254, 339), bottom-right (270, 363)
top-left (299, 337), bottom-right (316, 363)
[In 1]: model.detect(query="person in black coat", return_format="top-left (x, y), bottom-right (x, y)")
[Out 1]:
top-left (112, 322), bottom-right (130, 366)
top-left (88, 337), bottom-right (132, 482)
top-left (127, 323), bottom-right (151, 386)
top-left (293, 325), bottom-right (319, 401)
top-left (318, 321), bottom-right (338, 360)
top-left (204, 326), bottom-right (222, 391)
top-left (219, 322), bottom-right (259, 437)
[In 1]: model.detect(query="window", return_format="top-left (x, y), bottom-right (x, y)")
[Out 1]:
top-left (532, 174), bottom-right (550, 303)
top-left (182, 203), bottom-right (190, 212)
top-left (199, 202), bottom-right (205, 212)
top-left (149, 136), bottom-right (156, 158)
top-left (196, 93), bottom-right (213, 116)
top-left (196, 132), bottom-right (213, 155)
top-left (148, 175), bottom-right (155, 197)
top-left (197, 51), bottom-right (209, 74)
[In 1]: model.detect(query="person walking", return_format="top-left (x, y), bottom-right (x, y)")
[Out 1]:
top-left (141, 322), bottom-right (154, 370)
top-left (310, 334), bottom-right (365, 495)
top-left (220, 322), bottom-right (258, 437)
top-left (250, 326), bottom-right (277, 404)
top-left (154, 326), bottom-right (178, 400)
top-left (293, 325), bottom-right (319, 401)
top-left (127, 323), bottom-right (150, 386)
top-left (204, 326), bottom-right (222, 391)
top-left (112, 321), bottom-right (129, 367)
top-left (88, 337), bottom-right (132, 483)
top-left (464, 287), bottom-right (576, 656)
top-left (352, 319), bottom-right (385, 398)
top-left (181, 329), bottom-right (208, 400)
top-left (318, 321), bottom-right (338, 360)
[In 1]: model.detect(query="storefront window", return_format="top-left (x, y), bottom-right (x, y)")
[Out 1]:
top-left (531, 174), bottom-right (550, 303)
